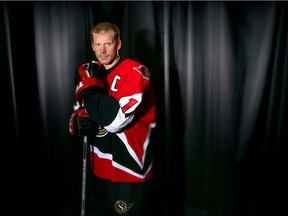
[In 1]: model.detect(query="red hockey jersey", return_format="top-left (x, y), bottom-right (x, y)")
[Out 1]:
top-left (75, 58), bottom-right (156, 182)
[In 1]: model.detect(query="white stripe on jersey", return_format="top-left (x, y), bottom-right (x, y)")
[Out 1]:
top-left (104, 108), bottom-right (134, 133)
top-left (104, 93), bottom-right (142, 133)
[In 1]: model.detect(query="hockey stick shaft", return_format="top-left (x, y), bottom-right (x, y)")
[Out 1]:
top-left (81, 136), bottom-right (88, 216)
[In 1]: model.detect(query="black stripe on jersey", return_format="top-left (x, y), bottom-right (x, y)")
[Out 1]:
top-left (92, 132), bottom-right (154, 175)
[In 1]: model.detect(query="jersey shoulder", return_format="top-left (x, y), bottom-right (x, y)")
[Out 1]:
top-left (121, 59), bottom-right (151, 80)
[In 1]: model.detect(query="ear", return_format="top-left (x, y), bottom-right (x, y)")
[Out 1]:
top-left (117, 39), bottom-right (122, 50)
top-left (91, 41), bottom-right (96, 51)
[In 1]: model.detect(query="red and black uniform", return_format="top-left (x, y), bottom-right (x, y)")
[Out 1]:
top-left (72, 58), bottom-right (156, 215)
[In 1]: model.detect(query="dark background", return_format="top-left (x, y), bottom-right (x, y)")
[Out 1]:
top-left (1, 1), bottom-right (287, 216)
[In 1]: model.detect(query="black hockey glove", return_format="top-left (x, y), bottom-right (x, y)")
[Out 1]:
top-left (69, 107), bottom-right (98, 136)
top-left (89, 60), bottom-right (105, 79)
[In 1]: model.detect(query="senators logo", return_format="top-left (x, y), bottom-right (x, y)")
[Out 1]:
top-left (133, 65), bottom-right (150, 79)
top-left (114, 200), bottom-right (133, 214)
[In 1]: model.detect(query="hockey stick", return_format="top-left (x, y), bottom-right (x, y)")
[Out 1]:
top-left (81, 136), bottom-right (88, 216)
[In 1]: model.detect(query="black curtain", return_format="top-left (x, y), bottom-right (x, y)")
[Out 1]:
top-left (1, 1), bottom-right (287, 216)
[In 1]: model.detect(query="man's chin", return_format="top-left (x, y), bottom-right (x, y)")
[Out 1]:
top-left (99, 59), bottom-right (110, 65)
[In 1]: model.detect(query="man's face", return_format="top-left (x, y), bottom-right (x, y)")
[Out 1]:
top-left (91, 31), bottom-right (121, 69)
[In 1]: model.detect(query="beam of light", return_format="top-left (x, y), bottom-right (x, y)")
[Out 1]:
top-left (3, 2), bottom-right (19, 143)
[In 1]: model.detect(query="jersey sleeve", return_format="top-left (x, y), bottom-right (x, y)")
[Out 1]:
top-left (104, 64), bottom-right (152, 132)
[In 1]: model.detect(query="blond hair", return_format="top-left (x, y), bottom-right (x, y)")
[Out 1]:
top-left (90, 22), bottom-right (120, 42)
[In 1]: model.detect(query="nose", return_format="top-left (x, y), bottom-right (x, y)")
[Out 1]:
top-left (100, 45), bottom-right (106, 53)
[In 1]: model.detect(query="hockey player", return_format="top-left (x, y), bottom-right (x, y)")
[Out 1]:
top-left (69, 22), bottom-right (156, 216)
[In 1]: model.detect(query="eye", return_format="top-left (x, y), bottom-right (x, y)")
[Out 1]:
top-left (105, 43), bottom-right (111, 47)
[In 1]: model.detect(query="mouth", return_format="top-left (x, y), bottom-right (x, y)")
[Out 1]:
top-left (100, 55), bottom-right (108, 59)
